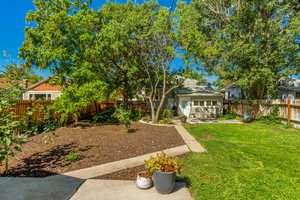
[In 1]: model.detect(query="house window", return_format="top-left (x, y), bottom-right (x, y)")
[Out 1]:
top-left (206, 100), bottom-right (212, 106)
top-left (195, 108), bottom-right (200, 112)
top-left (194, 101), bottom-right (199, 106)
top-left (35, 94), bottom-right (46, 100)
top-left (212, 101), bottom-right (218, 106)
top-left (199, 101), bottom-right (204, 106)
top-left (47, 94), bottom-right (51, 100)
top-left (29, 94), bottom-right (34, 100)
top-left (296, 92), bottom-right (300, 99)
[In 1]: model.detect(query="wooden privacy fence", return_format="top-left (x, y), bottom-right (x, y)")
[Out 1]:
top-left (225, 99), bottom-right (300, 124)
top-left (15, 100), bottom-right (146, 123)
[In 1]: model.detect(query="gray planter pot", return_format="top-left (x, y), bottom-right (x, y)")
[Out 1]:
top-left (152, 171), bottom-right (176, 194)
top-left (243, 112), bottom-right (251, 123)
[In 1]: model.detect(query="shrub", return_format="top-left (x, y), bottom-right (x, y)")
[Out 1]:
top-left (129, 109), bottom-right (142, 121)
top-left (218, 113), bottom-right (242, 120)
top-left (0, 78), bottom-right (27, 175)
top-left (65, 151), bottom-right (79, 162)
top-left (144, 152), bottom-right (182, 174)
top-left (162, 109), bottom-right (174, 119)
top-left (256, 105), bottom-right (281, 124)
top-left (159, 119), bottom-right (173, 124)
top-left (93, 108), bottom-right (119, 124)
top-left (41, 117), bottom-right (60, 133)
top-left (113, 107), bottom-right (132, 131)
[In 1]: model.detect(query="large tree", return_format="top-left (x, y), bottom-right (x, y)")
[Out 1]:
top-left (0, 64), bottom-right (43, 84)
top-left (178, 0), bottom-right (300, 99)
top-left (20, 0), bottom-right (162, 107)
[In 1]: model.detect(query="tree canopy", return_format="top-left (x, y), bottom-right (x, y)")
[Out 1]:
top-left (0, 64), bottom-right (43, 84)
top-left (177, 0), bottom-right (300, 99)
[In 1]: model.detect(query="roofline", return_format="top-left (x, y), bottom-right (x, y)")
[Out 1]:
top-left (27, 78), bottom-right (50, 90)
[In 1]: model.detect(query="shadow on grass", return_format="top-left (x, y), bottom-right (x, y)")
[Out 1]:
top-left (176, 176), bottom-right (192, 187)
top-left (4, 143), bottom-right (92, 177)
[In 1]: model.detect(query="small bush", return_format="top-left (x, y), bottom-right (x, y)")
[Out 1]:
top-left (144, 152), bottom-right (182, 174)
top-left (256, 105), bottom-right (281, 124)
top-left (142, 115), bottom-right (151, 122)
top-left (159, 118), bottom-right (173, 124)
top-left (113, 107), bottom-right (132, 130)
top-left (162, 109), bottom-right (174, 119)
top-left (22, 117), bottom-right (60, 136)
top-left (65, 151), bottom-right (79, 162)
top-left (218, 113), bottom-right (242, 120)
top-left (129, 109), bottom-right (142, 121)
top-left (93, 108), bottom-right (119, 124)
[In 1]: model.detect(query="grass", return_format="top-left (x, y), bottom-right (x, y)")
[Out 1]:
top-left (181, 122), bottom-right (300, 200)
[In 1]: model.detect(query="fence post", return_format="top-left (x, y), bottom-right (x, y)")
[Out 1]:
top-left (288, 99), bottom-right (292, 126)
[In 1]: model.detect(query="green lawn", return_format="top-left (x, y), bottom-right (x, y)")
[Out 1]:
top-left (181, 123), bottom-right (300, 200)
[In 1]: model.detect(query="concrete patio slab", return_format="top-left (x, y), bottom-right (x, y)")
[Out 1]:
top-left (0, 175), bottom-right (85, 200)
top-left (63, 145), bottom-right (190, 179)
top-left (70, 180), bottom-right (191, 200)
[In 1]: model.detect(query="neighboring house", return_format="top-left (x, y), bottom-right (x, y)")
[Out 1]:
top-left (167, 78), bottom-right (224, 119)
top-left (23, 78), bottom-right (63, 100)
top-left (0, 78), bottom-right (32, 89)
top-left (222, 84), bottom-right (244, 100)
top-left (278, 78), bottom-right (300, 99)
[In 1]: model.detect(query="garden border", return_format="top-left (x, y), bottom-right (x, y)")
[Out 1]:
top-left (62, 145), bottom-right (190, 179)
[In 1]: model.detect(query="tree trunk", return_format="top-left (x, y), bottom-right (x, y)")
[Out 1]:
top-left (148, 98), bottom-right (156, 123)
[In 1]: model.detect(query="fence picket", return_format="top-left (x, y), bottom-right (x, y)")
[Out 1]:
top-left (225, 99), bottom-right (300, 123)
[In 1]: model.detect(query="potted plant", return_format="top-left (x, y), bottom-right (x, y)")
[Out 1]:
top-left (136, 171), bottom-right (153, 189)
top-left (243, 110), bottom-right (252, 123)
top-left (144, 152), bottom-right (182, 194)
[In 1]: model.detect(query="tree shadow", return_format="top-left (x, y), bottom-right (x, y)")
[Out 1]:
top-left (6, 143), bottom-right (92, 177)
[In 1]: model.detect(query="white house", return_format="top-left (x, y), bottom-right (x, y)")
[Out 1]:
top-left (171, 79), bottom-right (224, 119)
top-left (222, 84), bottom-right (244, 100)
top-left (278, 79), bottom-right (300, 99)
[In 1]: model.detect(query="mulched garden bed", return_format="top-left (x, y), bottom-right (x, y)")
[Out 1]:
top-left (0, 122), bottom-right (184, 177)
top-left (93, 154), bottom-right (190, 180)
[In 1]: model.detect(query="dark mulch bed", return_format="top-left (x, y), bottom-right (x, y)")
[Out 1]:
top-left (93, 154), bottom-right (190, 180)
top-left (95, 165), bottom-right (145, 180)
top-left (0, 122), bottom-right (184, 177)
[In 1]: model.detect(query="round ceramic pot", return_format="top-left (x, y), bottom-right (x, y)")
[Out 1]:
top-left (152, 171), bottom-right (176, 194)
top-left (136, 172), bottom-right (153, 189)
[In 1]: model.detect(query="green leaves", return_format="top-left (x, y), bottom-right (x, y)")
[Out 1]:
top-left (0, 75), bottom-right (28, 174)
top-left (52, 80), bottom-right (110, 124)
top-left (178, 0), bottom-right (300, 99)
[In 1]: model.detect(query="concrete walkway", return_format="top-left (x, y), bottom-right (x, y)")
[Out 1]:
top-left (64, 145), bottom-right (190, 179)
top-left (70, 180), bottom-right (191, 200)
top-left (174, 122), bottom-right (207, 153)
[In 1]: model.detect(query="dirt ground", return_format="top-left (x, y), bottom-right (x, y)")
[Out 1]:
top-left (1, 122), bottom-right (184, 177)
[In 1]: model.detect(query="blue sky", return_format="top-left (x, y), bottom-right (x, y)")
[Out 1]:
top-left (0, 0), bottom-right (217, 81)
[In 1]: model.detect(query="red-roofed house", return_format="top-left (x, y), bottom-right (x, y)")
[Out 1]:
top-left (0, 78), bottom-right (32, 88)
top-left (23, 78), bottom-right (63, 100)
